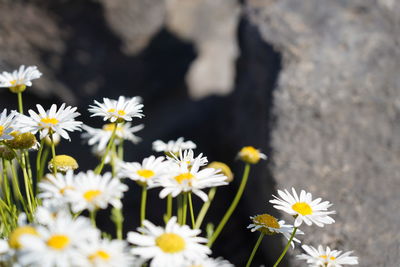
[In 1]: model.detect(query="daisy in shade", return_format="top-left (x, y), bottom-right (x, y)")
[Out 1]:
top-left (152, 137), bottom-right (196, 154)
top-left (81, 238), bottom-right (140, 267)
top-left (127, 217), bottom-right (211, 267)
top-left (297, 245), bottom-right (358, 266)
top-left (155, 156), bottom-right (228, 202)
top-left (88, 96), bottom-right (144, 123)
top-left (117, 155), bottom-right (167, 187)
top-left (0, 65), bottom-right (42, 93)
top-left (34, 199), bottom-right (70, 226)
top-left (18, 214), bottom-right (99, 267)
top-left (0, 109), bottom-right (17, 141)
top-left (67, 171), bottom-right (128, 213)
top-left (183, 257), bottom-right (234, 267)
top-left (17, 103), bottom-right (82, 141)
top-left (38, 170), bottom-right (76, 202)
top-left (82, 122), bottom-right (144, 151)
top-left (269, 188), bottom-right (335, 227)
top-left (247, 214), bottom-right (304, 248)
top-left (166, 149), bottom-right (208, 167)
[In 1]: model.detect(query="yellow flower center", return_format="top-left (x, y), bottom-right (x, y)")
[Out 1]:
top-left (292, 202), bottom-right (313, 215)
top-left (59, 186), bottom-right (75, 195)
top-left (107, 108), bottom-right (116, 113)
top-left (137, 169), bottom-right (155, 178)
top-left (155, 233), bottom-right (186, 253)
top-left (117, 110), bottom-right (126, 116)
top-left (102, 123), bottom-right (122, 132)
top-left (9, 226), bottom-right (39, 249)
top-left (8, 80), bottom-right (26, 93)
top-left (47, 234), bottom-right (70, 250)
top-left (83, 190), bottom-right (102, 202)
top-left (40, 117), bottom-right (59, 125)
top-left (0, 125), bottom-right (4, 136)
top-left (10, 80), bottom-right (17, 85)
top-left (50, 155), bottom-right (79, 171)
top-left (239, 146), bottom-right (262, 164)
top-left (174, 172), bottom-right (194, 184)
top-left (320, 255), bottom-right (335, 260)
top-left (107, 109), bottom-right (126, 116)
top-left (89, 250), bottom-right (111, 261)
top-left (253, 214), bottom-right (280, 228)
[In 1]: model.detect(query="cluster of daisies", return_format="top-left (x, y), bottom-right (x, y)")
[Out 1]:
top-left (0, 65), bottom-right (359, 266)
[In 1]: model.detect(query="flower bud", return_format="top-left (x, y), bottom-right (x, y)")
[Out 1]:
top-left (238, 146), bottom-right (267, 164)
top-left (6, 132), bottom-right (37, 150)
top-left (207, 161), bottom-right (234, 182)
top-left (48, 155), bottom-right (78, 173)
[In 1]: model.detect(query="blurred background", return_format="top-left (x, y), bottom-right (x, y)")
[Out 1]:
top-left (1, 0), bottom-right (399, 266)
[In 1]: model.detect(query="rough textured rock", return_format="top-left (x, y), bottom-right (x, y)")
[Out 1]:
top-left (247, 0), bottom-right (400, 266)
top-left (166, 0), bottom-right (240, 99)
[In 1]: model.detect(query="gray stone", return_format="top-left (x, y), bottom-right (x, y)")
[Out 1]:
top-left (247, 0), bottom-right (400, 266)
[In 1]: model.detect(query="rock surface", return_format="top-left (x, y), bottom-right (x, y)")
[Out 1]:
top-left (247, 0), bottom-right (400, 266)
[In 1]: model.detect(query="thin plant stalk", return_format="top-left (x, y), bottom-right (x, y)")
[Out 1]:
top-left (166, 194), bottom-right (172, 221)
top-left (194, 187), bottom-right (217, 229)
top-left (1, 159), bottom-right (11, 205)
top-left (188, 192), bottom-right (195, 228)
top-left (35, 138), bottom-right (45, 194)
top-left (207, 163), bottom-right (251, 247)
top-left (140, 186), bottom-right (147, 226)
top-left (17, 92), bottom-right (24, 114)
top-left (182, 193), bottom-right (188, 225)
top-left (177, 195), bottom-right (183, 224)
top-left (273, 227), bottom-right (298, 267)
top-left (95, 122), bottom-right (118, 174)
top-left (246, 232), bottom-right (265, 267)
top-left (90, 209), bottom-right (98, 227)
top-left (8, 160), bottom-right (28, 214)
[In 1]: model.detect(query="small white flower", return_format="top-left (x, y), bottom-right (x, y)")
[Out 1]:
top-left (88, 96), bottom-right (144, 123)
top-left (183, 257), bottom-right (234, 267)
top-left (38, 170), bottom-right (76, 202)
top-left (34, 199), bottom-right (71, 226)
top-left (247, 214), bottom-right (304, 248)
top-left (297, 245), bottom-right (359, 266)
top-left (167, 149), bottom-right (208, 167)
top-left (117, 155), bottom-right (168, 187)
top-left (17, 103), bottom-right (83, 141)
top-left (18, 214), bottom-right (99, 267)
top-left (0, 109), bottom-right (17, 141)
top-left (127, 217), bottom-right (211, 267)
top-left (82, 122), bottom-right (144, 151)
top-left (153, 137), bottom-right (196, 154)
top-left (0, 65), bottom-right (42, 90)
top-left (67, 171), bottom-right (128, 212)
top-left (269, 188), bottom-right (335, 227)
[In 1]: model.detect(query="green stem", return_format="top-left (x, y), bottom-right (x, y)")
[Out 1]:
top-left (39, 146), bottom-right (50, 180)
top-left (246, 232), bottom-right (265, 267)
top-left (182, 193), bottom-right (188, 225)
top-left (95, 123), bottom-right (118, 174)
top-left (177, 195), bottom-right (183, 224)
top-left (8, 160), bottom-right (28, 214)
top-left (194, 187), bottom-right (217, 229)
top-left (188, 192), bottom-right (195, 228)
top-left (35, 138), bottom-right (45, 194)
top-left (50, 132), bottom-right (57, 175)
top-left (207, 163), bottom-right (251, 247)
top-left (140, 186), bottom-right (147, 226)
top-left (90, 209), bottom-right (98, 227)
top-left (166, 194), bottom-right (172, 221)
top-left (17, 92), bottom-right (24, 114)
top-left (1, 159), bottom-right (11, 205)
top-left (117, 140), bottom-right (124, 161)
top-left (273, 227), bottom-right (298, 267)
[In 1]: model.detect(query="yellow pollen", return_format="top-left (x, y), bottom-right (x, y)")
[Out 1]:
top-left (239, 146), bottom-right (262, 164)
top-left (117, 110), bottom-right (126, 116)
top-left (89, 250), bottom-right (111, 261)
top-left (47, 235), bottom-right (70, 250)
top-left (155, 233), bottom-right (186, 253)
top-left (320, 255), bottom-right (327, 259)
top-left (102, 123), bottom-right (122, 132)
top-left (10, 80), bottom-right (17, 85)
top-left (253, 214), bottom-right (280, 229)
top-left (9, 226), bottom-right (39, 249)
top-left (40, 117), bottom-right (59, 125)
top-left (0, 125), bottom-right (4, 136)
top-left (174, 172), bottom-right (194, 184)
top-left (107, 108), bottom-right (116, 113)
top-left (137, 169), bottom-right (155, 178)
top-left (292, 202), bottom-right (313, 215)
top-left (83, 190), bottom-right (102, 202)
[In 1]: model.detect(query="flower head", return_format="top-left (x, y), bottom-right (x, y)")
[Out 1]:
top-left (38, 170), bottom-right (76, 202)
top-left (6, 131), bottom-right (38, 150)
top-left (0, 109), bottom-right (17, 141)
top-left (152, 137), bottom-right (197, 154)
top-left (0, 65), bottom-right (42, 93)
top-left (17, 103), bottom-right (82, 141)
top-left (127, 217), bottom-right (211, 267)
top-left (207, 161), bottom-right (234, 182)
top-left (48, 155), bottom-right (79, 173)
top-left (184, 257), bottom-right (234, 267)
top-left (269, 188), bottom-right (335, 227)
top-left (88, 96), bottom-right (144, 123)
top-left (238, 146), bottom-right (267, 164)
top-left (166, 149), bottom-right (208, 167)
top-left (297, 245), bottom-right (358, 266)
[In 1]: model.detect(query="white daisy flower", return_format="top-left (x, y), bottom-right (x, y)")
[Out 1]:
top-left (34, 199), bottom-right (71, 226)
top-left (38, 170), bottom-right (76, 202)
top-left (247, 214), bottom-right (304, 248)
top-left (117, 155), bottom-right (168, 187)
top-left (269, 188), bottom-right (336, 227)
top-left (183, 256), bottom-right (234, 267)
top-left (0, 109), bottom-right (17, 141)
top-left (82, 122), bottom-right (144, 151)
top-left (17, 103), bottom-right (83, 141)
top-left (166, 149), bottom-right (208, 167)
top-left (0, 65), bottom-right (42, 93)
top-left (127, 217), bottom-right (211, 267)
top-left (156, 156), bottom-right (228, 202)
top-left (297, 245), bottom-right (359, 266)
top-left (67, 171), bottom-right (128, 212)
top-left (88, 96), bottom-right (144, 123)
top-left (18, 214), bottom-right (99, 267)
top-left (152, 137), bottom-right (196, 154)
top-left (81, 238), bottom-right (139, 267)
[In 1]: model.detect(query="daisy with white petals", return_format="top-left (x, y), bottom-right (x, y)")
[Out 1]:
top-left (297, 245), bottom-right (358, 266)
top-left (152, 137), bottom-right (196, 154)
top-left (0, 65), bottom-right (42, 93)
top-left (17, 103), bottom-right (82, 141)
top-left (82, 122), bottom-right (144, 151)
top-left (167, 149), bottom-right (208, 167)
top-left (128, 217), bottom-right (211, 267)
top-left (117, 155), bottom-right (167, 187)
top-left (88, 96), bottom-right (144, 123)
top-left (269, 188), bottom-right (335, 227)
top-left (0, 109), bottom-right (17, 141)
top-left (67, 171), bottom-right (128, 212)
top-left (38, 170), bottom-right (76, 202)
top-left (156, 156), bottom-right (228, 202)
